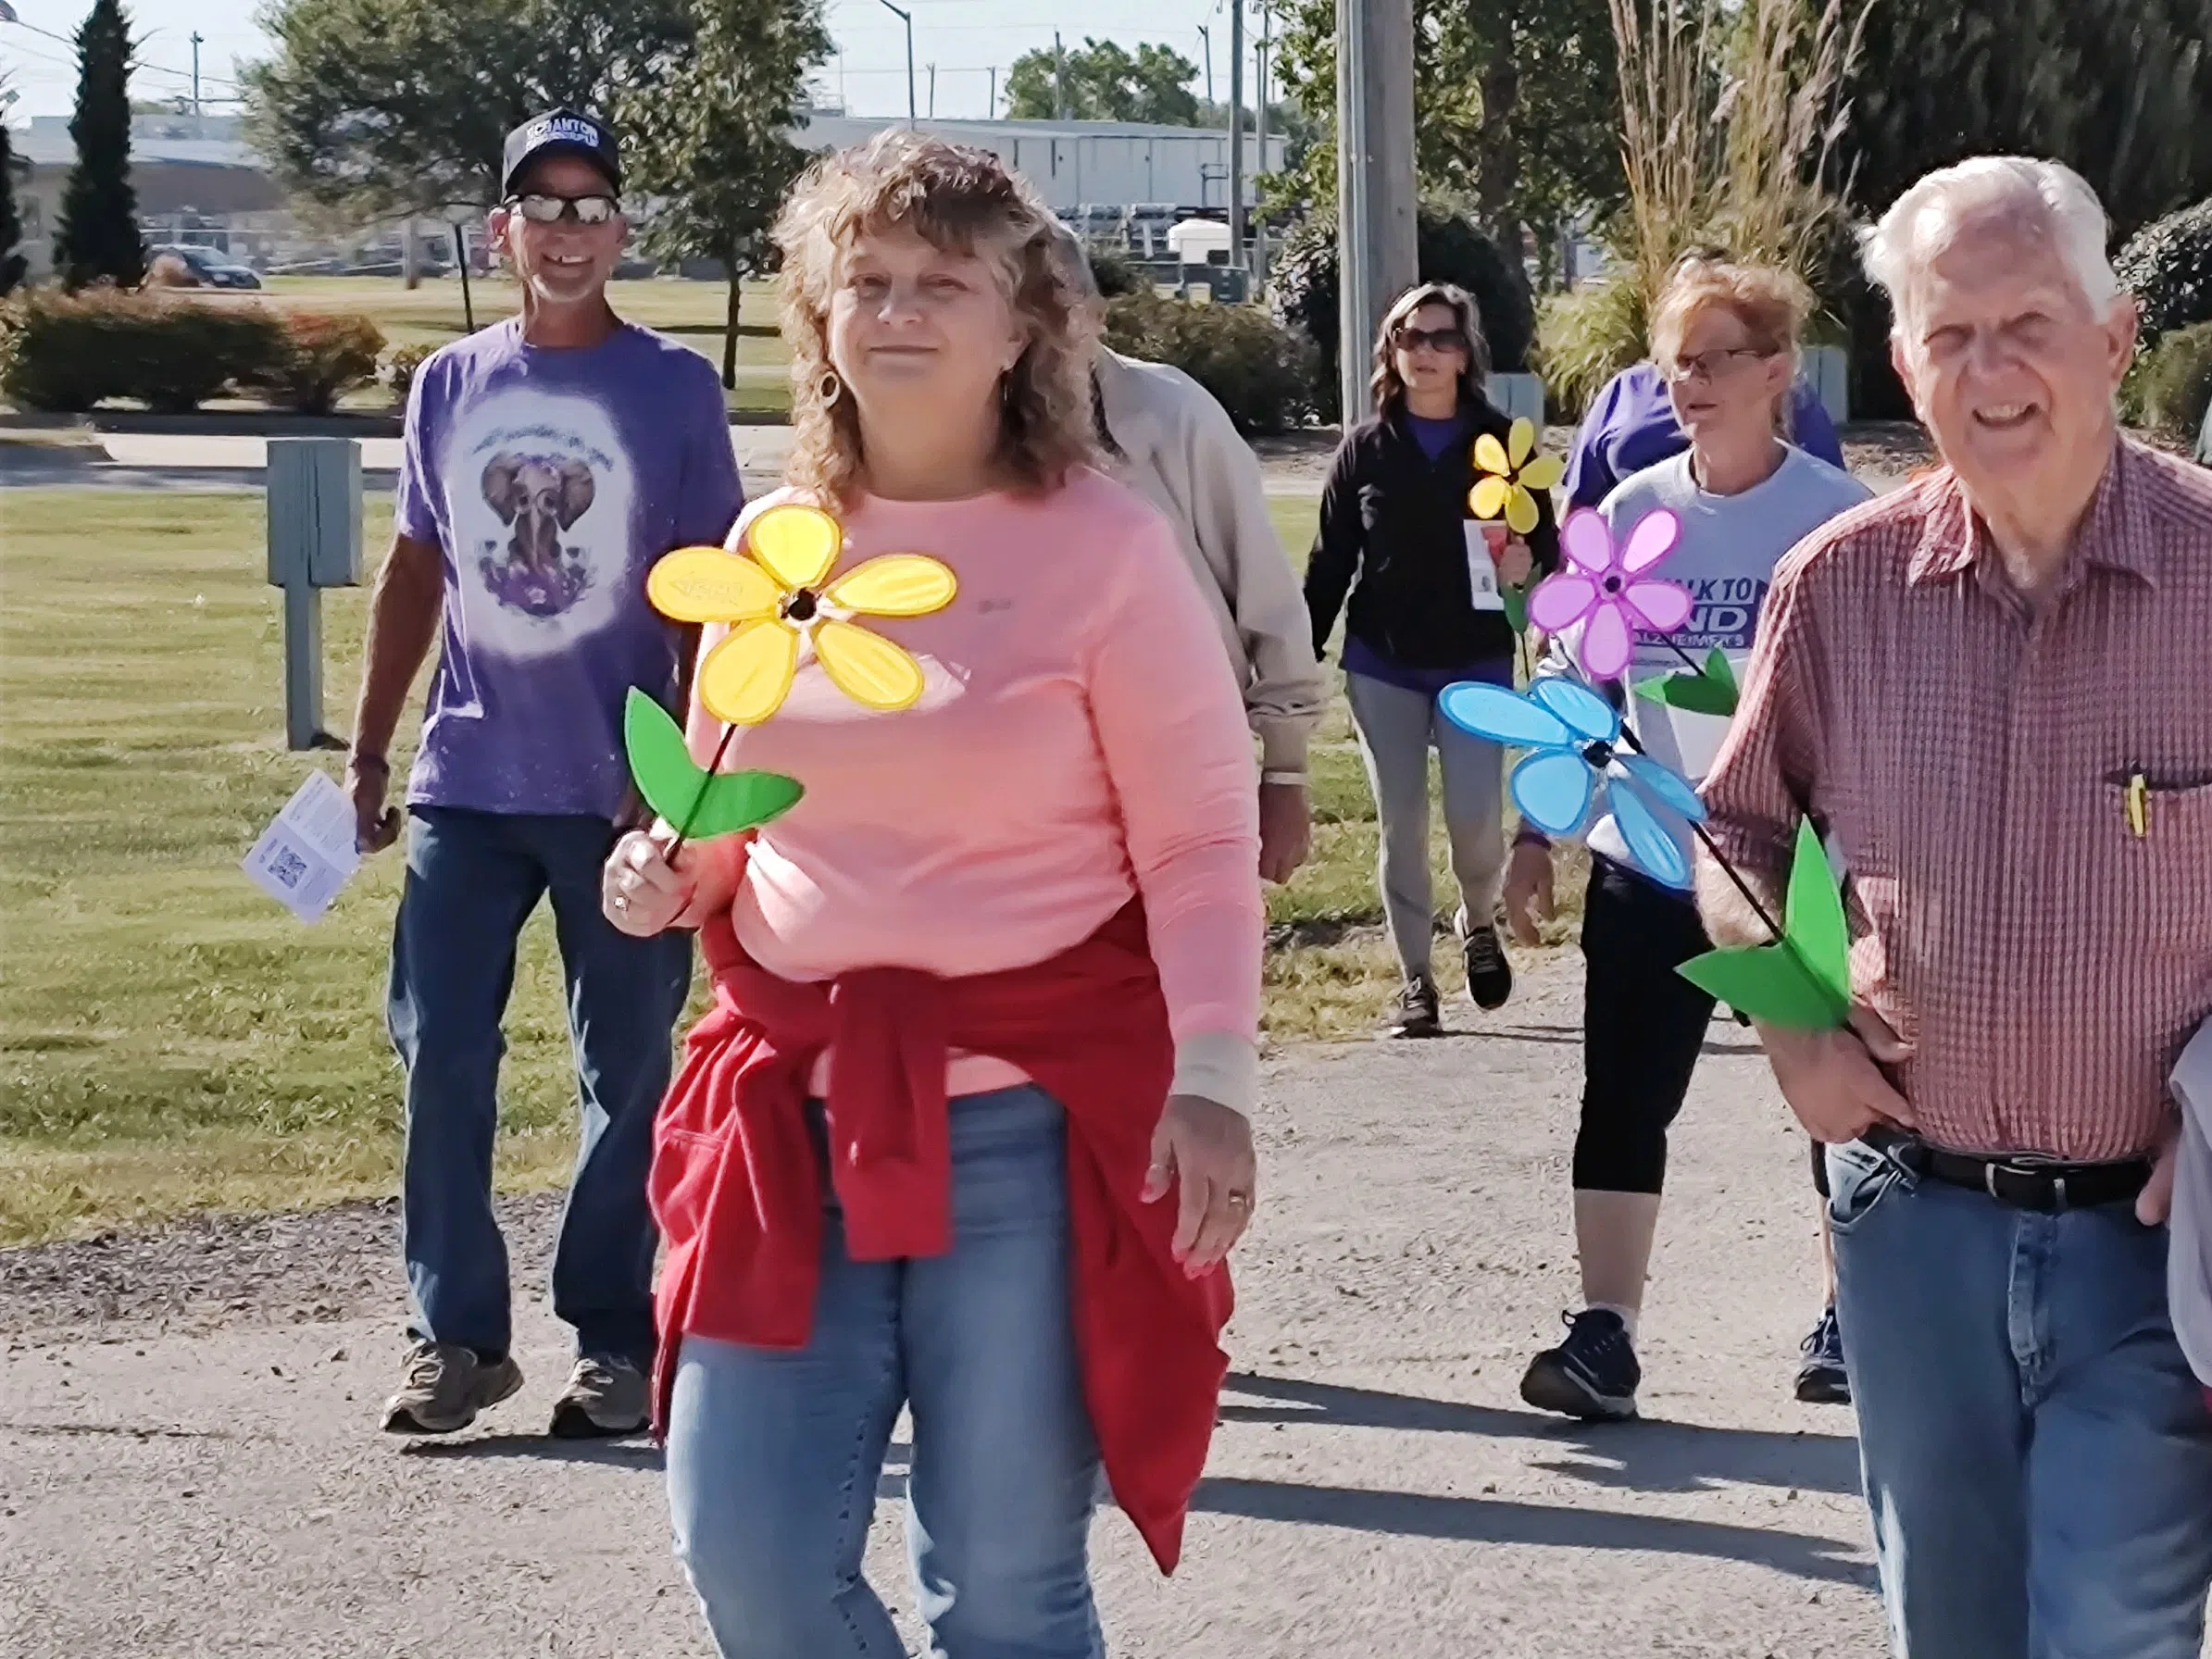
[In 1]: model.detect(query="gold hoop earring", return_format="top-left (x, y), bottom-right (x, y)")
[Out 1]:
top-left (817, 369), bottom-right (843, 406)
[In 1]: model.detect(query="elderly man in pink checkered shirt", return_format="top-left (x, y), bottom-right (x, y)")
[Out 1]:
top-left (1701, 157), bottom-right (2212, 1659)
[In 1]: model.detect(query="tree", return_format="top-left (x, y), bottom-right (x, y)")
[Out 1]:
top-left (1005, 38), bottom-right (1200, 125)
top-left (245, 0), bottom-right (701, 219)
top-left (1270, 0), bottom-right (1621, 274)
top-left (1833, 0), bottom-right (2212, 243)
top-left (619, 0), bottom-right (831, 387)
top-left (54, 0), bottom-right (144, 291)
top-left (0, 82), bottom-right (27, 298)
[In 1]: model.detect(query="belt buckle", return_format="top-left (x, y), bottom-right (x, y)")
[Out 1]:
top-left (1986, 1155), bottom-right (2067, 1211)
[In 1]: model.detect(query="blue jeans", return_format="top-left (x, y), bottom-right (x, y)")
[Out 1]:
top-left (1828, 1141), bottom-right (2212, 1657)
top-left (387, 806), bottom-right (692, 1369)
top-left (664, 1084), bottom-right (1104, 1659)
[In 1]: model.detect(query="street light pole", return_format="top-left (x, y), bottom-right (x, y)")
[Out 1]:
top-left (1196, 24), bottom-right (1212, 107)
top-left (190, 30), bottom-right (204, 118)
top-left (875, 0), bottom-right (916, 126)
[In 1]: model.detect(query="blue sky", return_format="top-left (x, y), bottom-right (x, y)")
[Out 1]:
top-left (2, 0), bottom-right (1266, 124)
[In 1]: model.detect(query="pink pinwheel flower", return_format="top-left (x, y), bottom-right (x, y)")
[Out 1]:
top-left (1528, 507), bottom-right (1693, 681)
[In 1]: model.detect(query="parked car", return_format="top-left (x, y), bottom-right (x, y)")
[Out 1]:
top-left (146, 243), bottom-right (263, 290)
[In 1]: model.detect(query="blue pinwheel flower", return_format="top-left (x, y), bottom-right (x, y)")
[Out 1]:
top-left (1438, 677), bottom-right (1707, 891)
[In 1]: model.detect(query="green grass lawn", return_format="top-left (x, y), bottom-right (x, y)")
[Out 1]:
top-left (0, 488), bottom-right (1573, 1244)
top-left (253, 275), bottom-right (794, 416)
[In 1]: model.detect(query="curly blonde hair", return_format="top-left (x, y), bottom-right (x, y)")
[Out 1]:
top-left (772, 131), bottom-right (1101, 505)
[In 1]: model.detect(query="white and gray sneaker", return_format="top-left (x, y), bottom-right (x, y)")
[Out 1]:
top-left (381, 1341), bottom-right (523, 1436)
top-left (549, 1353), bottom-right (651, 1440)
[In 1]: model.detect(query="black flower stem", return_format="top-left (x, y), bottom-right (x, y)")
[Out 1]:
top-left (1609, 721), bottom-right (1787, 943)
top-left (664, 723), bottom-right (738, 861)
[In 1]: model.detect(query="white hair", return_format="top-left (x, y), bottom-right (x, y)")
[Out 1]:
top-left (1860, 156), bottom-right (2123, 330)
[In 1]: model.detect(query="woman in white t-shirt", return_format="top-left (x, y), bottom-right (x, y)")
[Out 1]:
top-left (1504, 258), bottom-right (1871, 1421)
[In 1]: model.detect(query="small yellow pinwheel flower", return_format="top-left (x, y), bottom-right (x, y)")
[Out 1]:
top-left (1468, 416), bottom-right (1566, 537)
top-left (645, 503), bottom-right (956, 726)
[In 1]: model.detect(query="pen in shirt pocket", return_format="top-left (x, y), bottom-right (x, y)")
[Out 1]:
top-left (2125, 771), bottom-right (2149, 839)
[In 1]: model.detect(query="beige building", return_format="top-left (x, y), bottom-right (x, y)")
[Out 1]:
top-left (13, 113), bottom-right (288, 276)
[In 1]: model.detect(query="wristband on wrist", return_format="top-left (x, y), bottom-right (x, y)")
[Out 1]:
top-left (349, 751), bottom-right (389, 774)
top-left (1261, 770), bottom-right (1308, 787)
top-left (1512, 826), bottom-right (1551, 849)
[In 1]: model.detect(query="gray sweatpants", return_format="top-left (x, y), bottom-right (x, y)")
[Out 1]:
top-left (1345, 670), bottom-right (1508, 981)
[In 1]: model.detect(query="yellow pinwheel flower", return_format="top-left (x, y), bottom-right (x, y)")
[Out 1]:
top-left (645, 503), bottom-right (956, 726)
top-left (1469, 416), bottom-right (1566, 537)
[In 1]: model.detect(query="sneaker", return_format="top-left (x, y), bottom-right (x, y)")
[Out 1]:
top-left (1385, 974), bottom-right (1443, 1039)
top-left (1520, 1309), bottom-right (1641, 1421)
top-left (380, 1341), bottom-right (523, 1436)
top-left (1795, 1304), bottom-right (1851, 1405)
top-left (1456, 911), bottom-right (1515, 1011)
top-left (550, 1353), bottom-right (651, 1439)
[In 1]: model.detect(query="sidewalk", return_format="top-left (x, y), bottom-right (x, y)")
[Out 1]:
top-left (2, 954), bottom-right (1882, 1658)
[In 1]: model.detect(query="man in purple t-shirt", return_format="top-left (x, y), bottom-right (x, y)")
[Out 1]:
top-left (344, 108), bottom-right (742, 1440)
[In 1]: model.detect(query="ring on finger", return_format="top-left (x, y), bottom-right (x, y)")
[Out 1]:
top-left (1226, 1191), bottom-right (1254, 1211)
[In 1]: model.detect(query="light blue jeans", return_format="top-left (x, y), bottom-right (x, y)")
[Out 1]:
top-left (664, 1084), bottom-right (1105, 1659)
top-left (1827, 1140), bottom-right (2212, 1658)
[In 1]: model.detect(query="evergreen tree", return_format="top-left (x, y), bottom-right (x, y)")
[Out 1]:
top-left (54, 0), bottom-right (144, 290)
top-left (0, 106), bottom-right (29, 297)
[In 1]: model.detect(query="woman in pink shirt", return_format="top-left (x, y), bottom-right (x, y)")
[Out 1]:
top-left (600, 132), bottom-right (1264, 1658)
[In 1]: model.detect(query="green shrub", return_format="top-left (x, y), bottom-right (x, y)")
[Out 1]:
top-left (1103, 291), bottom-right (1315, 434)
top-left (0, 287), bottom-right (284, 412)
top-left (385, 343), bottom-right (436, 403)
top-left (1269, 207), bottom-right (1536, 415)
top-left (241, 310), bottom-right (386, 414)
top-left (2117, 200), bottom-right (2212, 348)
top-left (1087, 245), bottom-right (1144, 299)
top-left (1535, 275), bottom-right (1648, 421)
top-left (2133, 320), bottom-right (2212, 446)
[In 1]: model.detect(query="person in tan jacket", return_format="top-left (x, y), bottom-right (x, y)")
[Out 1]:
top-left (1057, 228), bottom-right (1328, 883)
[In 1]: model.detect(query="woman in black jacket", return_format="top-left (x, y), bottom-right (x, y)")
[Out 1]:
top-left (1305, 282), bottom-right (1560, 1037)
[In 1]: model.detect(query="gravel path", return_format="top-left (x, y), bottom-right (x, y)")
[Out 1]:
top-left (2, 953), bottom-right (1892, 1658)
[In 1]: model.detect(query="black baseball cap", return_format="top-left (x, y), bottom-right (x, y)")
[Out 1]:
top-left (501, 108), bottom-right (621, 198)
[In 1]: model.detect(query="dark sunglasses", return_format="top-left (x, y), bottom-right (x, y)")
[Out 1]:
top-left (505, 193), bottom-right (621, 226)
top-left (1392, 324), bottom-right (1468, 355)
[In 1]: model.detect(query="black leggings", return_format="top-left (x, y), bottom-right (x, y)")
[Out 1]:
top-left (1575, 854), bottom-right (1830, 1198)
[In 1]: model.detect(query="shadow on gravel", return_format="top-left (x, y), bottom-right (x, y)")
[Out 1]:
top-left (397, 1432), bottom-right (662, 1469)
top-left (1218, 1372), bottom-right (1860, 1497)
top-left (1191, 1476), bottom-right (1868, 1583)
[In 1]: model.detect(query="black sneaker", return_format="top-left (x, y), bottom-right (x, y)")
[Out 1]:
top-left (1520, 1309), bottom-right (1641, 1421)
top-left (1385, 974), bottom-right (1442, 1039)
top-left (1456, 912), bottom-right (1514, 1011)
top-left (1795, 1304), bottom-right (1851, 1404)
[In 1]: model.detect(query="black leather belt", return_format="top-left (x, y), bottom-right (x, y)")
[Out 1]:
top-left (1874, 1133), bottom-right (2152, 1213)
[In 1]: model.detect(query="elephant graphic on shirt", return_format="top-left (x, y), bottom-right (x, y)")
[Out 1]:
top-left (479, 453), bottom-right (597, 618)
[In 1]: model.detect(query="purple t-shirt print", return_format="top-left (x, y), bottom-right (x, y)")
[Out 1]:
top-left (394, 319), bottom-right (743, 819)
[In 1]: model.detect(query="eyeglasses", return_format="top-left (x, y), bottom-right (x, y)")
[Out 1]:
top-left (505, 193), bottom-right (621, 226)
top-left (1661, 346), bottom-right (1771, 383)
top-left (1392, 325), bottom-right (1468, 356)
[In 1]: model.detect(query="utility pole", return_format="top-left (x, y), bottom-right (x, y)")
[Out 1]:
top-left (1054, 31), bottom-right (1069, 120)
top-left (1336, 0), bottom-right (1418, 423)
top-left (1197, 24), bottom-right (1213, 107)
top-left (988, 66), bottom-right (997, 118)
top-left (1253, 6), bottom-right (1270, 291)
top-left (189, 29), bottom-right (206, 119)
top-left (874, 0), bottom-right (916, 126)
top-left (1228, 0), bottom-right (1244, 276)
top-left (927, 62), bottom-right (936, 118)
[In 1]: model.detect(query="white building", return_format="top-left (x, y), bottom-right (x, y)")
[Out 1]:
top-left (794, 113), bottom-right (1287, 217)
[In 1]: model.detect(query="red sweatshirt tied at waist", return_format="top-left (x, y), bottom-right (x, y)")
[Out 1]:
top-left (649, 899), bottom-right (1234, 1574)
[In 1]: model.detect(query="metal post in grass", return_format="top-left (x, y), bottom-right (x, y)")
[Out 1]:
top-left (266, 438), bottom-right (362, 751)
